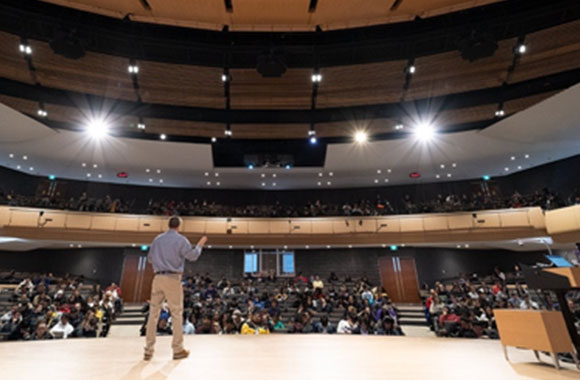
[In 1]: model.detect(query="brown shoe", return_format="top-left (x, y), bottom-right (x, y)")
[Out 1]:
top-left (143, 353), bottom-right (153, 361)
top-left (173, 349), bottom-right (190, 360)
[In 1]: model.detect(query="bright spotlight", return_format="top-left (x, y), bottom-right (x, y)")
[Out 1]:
top-left (414, 122), bottom-right (435, 142)
top-left (354, 131), bottom-right (368, 143)
top-left (86, 118), bottom-right (110, 139)
top-left (310, 136), bottom-right (317, 144)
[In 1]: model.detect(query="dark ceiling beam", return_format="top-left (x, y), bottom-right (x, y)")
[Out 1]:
top-left (0, 0), bottom-right (578, 68)
top-left (1, 67), bottom-right (578, 124)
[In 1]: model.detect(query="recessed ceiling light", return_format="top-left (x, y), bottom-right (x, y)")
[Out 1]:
top-left (283, 245), bottom-right (288, 249)
top-left (229, 245), bottom-right (233, 249)
top-left (436, 174), bottom-right (440, 179)
top-left (456, 244), bottom-right (461, 249)
top-left (517, 44), bottom-right (527, 54)
top-left (452, 163), bottom-right (457, 168)
top-left (272, 182), bottom-right (276, 186)
top-left (377, 169), bottom-right (382, 174)
top-left (317, 182), bottom-right (321, 186)
top-left (517, 165), bottom-right (522, 170)
top-left (447, 173), bottom-right (451, 178)
top-left (157, 169), bottom-right (161, 174)
top-left (504, 167), bottom-right (509, 171)
top-left (159, 179), bottom-right (164, 183)
top-left (93, 164), bottom-right (98, 168)
top-left (29, 167), bottom-right (34, 171)
top-left (305, 245), bottom-right (310, 249)
top-left (207, 181), bottom-right (211, 185)
top-left (318, 172), bottom-right (323, 177)
top-left (261, 173), bottom-right (266, 178)
top-left (329, 172), bottom-right (334, 176)
top-left (524, 154), bottom-right (530, 159)
top-left (16, 165), bottom-right (21, 169)
top-left (354, 130), bottom-right (368, 143)
top-left (327, 181), bottom-right (331, 185)
top-left (77, 244), bottom-right (82, 248)
top-left (69, 243), bottom-right (74, 248)
top-left (384, 179), bottom-right (389, 183)
top-left (160, 134), bottom-right (167, 140)
top-left (464, 244), bottom-right (470, 248)
top-left (148, 178), bottom-right (153, 182)
top-left (211, 137), bottom-right (217, 143)
top-left (382, 244), bottom-right (386, 248)
top-left (98, 174), bottom-right (102, 179)
top-left (387, 169), bottom-right (392, 173)
top-left (326, 245), bottom-right (331, 249)
top-left (145, 168), bottom-right (150, 173)
top-left (9, 153), bottom-right (14, 158)
top-left (374, 179), bottom-right (379, 183)
top-left (81, 162), bottom-right (86, 167)
top-left (215, 172), bottom-right (219, 177)
top-left (272, 174), bottom-right (277, 178)
top-left (440, 164), bottom-right (445, 169)
top-left (86, 173), bottom-right (91, 177)
top-left (23, 155), bottom-right (28, 160)
top-left (216, 182), bottom-right (220, 186)
top-left (510, 156), bottom-right (515, 161)
top-left (204, 172), bottom-right (209, 176)
top-left (348, 245), bottom-right (353, 248)
top-left (394, 124), bottom-right (404, 130)
top-left (261, 182), bottom-right (266, 186)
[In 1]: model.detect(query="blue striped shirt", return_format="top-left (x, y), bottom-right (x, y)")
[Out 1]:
top-left (148, 229), bottom-right (203, 273)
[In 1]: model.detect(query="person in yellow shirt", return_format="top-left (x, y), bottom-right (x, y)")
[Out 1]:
top-left (241, 308), bottom-right (270, 335)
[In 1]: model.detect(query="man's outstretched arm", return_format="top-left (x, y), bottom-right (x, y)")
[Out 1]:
top-left (182, 236), bottom-right (208, 262)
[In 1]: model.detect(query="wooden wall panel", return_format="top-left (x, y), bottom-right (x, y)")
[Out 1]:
top-left (423, 216), bottom-right (449, 231)
top-left (138, 217), bottom-right (164, 233)
top-left (332, 220), bottom-right (355, 234)
top-left (8, 210), bottom-right (39, 227)
top-left (91, 215), bottom-right (117, 231)
top-left (500, 211), bottom-right (530, 228)
top-left (229, 220), bottom-right (249, 234)
top-left (115, 217), bottom-right (139, 232)
top-left (248, 221), bottom-right (270, 234)
top-left (400, 217), bottom-right (424, 232)
top-left (65, 214), bottom-right (92, 229)
top-left (290, 220), bottom-right (312, 234)
top-left (447, 215), bottom-right (474, 230)
top-left (41, 212), bottom-right (67, 229)
top-left (183, 219), bottom-right (206, 233)
top-left (377, 218), bottom-right (400, 233)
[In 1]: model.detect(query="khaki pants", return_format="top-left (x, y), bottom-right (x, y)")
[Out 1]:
top-left (144, 274), bottom-right (184, 355)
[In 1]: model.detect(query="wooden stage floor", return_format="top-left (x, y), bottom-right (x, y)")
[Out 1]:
top-left (0, 335), bottom-right (578, 380)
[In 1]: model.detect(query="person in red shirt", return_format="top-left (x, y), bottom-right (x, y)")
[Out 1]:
top-left (438, 306), bottom-right (460, 326)
top-left (294, 272), bottom-right (308, 284)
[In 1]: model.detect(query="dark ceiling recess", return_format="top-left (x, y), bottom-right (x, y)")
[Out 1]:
top-left (309, 0), bottom-right (319, 13)
top-left (49, 28), bottom-right (85, 59)
top-left (390, 0), bottom-right (404, 11)
top-left (138, 0), bottom-right (152, 11)
top-left (212, 139), bottom-right (327, 168)
top-left (224, 0), bottom-right (233, 13)
top-left (457, 30), bottom-right (498, 62)
top-left (256, 50), bottom-right (287, 78)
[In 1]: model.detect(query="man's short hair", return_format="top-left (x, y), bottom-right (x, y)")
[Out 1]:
top-left (168, 216), bottom-right (181, 229)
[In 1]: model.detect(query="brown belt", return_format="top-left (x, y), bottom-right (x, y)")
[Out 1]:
top-left (155, 271), bottom-right (182, 275)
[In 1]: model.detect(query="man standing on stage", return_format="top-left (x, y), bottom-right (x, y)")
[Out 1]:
top-left (144, 216), bottom-right (208, 360)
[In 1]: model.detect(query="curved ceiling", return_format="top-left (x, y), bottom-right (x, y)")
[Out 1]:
top-left (39, 0), bottom-right (502, 31)
top-left (0, 0), bottom-right (578, 143)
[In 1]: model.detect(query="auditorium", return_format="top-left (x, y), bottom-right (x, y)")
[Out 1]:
top-left (1, 0), bottom-right (580, 379)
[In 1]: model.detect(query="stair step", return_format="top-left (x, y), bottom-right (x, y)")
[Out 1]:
top-left (117, 312), bottom-right (143, 318)
top-left (112, 319), bottom-right (144, 326)
top-left (398, 317), bottom-right (428, 326)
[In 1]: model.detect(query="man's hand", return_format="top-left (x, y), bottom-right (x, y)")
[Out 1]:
top-left (197, 236), bottom-right (208, 247)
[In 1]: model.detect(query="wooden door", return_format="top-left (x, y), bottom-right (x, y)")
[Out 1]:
top-left (378, 256), bottom-right (420, 303)
top-left (120, 255), bottom-right (154, 303)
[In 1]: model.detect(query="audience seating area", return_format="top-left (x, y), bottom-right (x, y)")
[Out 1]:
top-left (142, 272), bottom-right (404, 336)
top-left (1, 186), bottom-right (577, 218)
top-left (0, 271), bottom-right (122, 341)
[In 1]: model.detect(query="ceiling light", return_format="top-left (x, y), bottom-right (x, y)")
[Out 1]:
top-left (23, 155), bottom-right (28, 160)
top-left (311, 73), bottom-right (322, 83)
top-left (394, 124), bottom-right (404, 130)
top-left (390, 245), bottom-right (398, 251)
top-left (160, 134), bottom-right (167, 140)
top-left (408, 65), bottom-right (416, 74)
top-left (86, 117), bottom-right (110, 139)
top-left (354, 130), bottom-right (368, 143)
top-left (456, 244), bottom-right (461, 249)
top-left (157, 169), bottom-right (161, 174)
top-left (382, 244), bottom-right (386, 248)
top-left (272, 182), bottom-right (276, 186)
top-left (207, 181), bottom-right (211, 185)
top-left (98, 174), bottom-right (102, 179)
top-left (159, 179), bottom-right (163, 183)
top-left (81, 162), bottom-right (86, 167)
top-left (229, 245), bottom-right (233, 249)
top-left (504, 167), bottom-right (509, 171)
top-left (211, 137), bottom-right (217, 143)
top-left (19, 43), bottom-right (32, 55)
top-left (464, 244), bottom-right (470, 248)
top-left (216, 182), bottom-right (220, 186)
top-left (272, 174), bottom-right (277, 178)
top-left (374, 179), bottom-right (379, 183)
top-left (414, 122), bottom-right (435, 142)
top-left (517, 44), bottom-right (527, 54)
top-left (148, 178), bottom-right (153, 182)
top-left (329, 172), bottom-right (334, 176)
top-left (137, 122), bottom-right (146, 130)
top-left (93, 164), bottom-right (98, 168)
top-left (318, 172), bottom-right (323, 177)
top-left (29, 167), bottom-right (34, 171)
top-left (310, 136), bottom-right (317, 144)
top-left (327, 181), bottom-right (331, 185)
top-left (317, 181), bottom-right (321, 186)
top-left (447, 173), bottom-right (452, 178)
top-left (377, 169), bottom-right (382, 174)
top-left (436, 174), bottom-right (440, 179)
top-left (204, 172), bottom-right (209, 176)
top-left (305, 245), bottom-right (309, 249)
top-left (37, 109), bottom-right (47, 117)
top-left (285, 164), bottom-right (291, 170)
top-left (308, 130), bottom-right (316, 136)
top-left (440, 164), bottom-right (445, 169)
top-left (387, 169), bottom-right (391, 173)
top-left (348, 245), bottom-right (353, 249)
top-left (16, 165), bottom-right (21, 169)
top-left (145, 168), bottom-right (150, 173)
top-left (384, 179), bottom-right (389, 183)
top-left (452, 163), bottom-right (457, 168)
top-left (326, 245), bottom-right (331, 249)
top-left (86, 173), bottom-right (91, 177)
top-left (9, 153), bottom-right (14, 158)
top-left (517, 165), bottom-right (522, 170)
top-left (221, 74), bottom-right (229, 82)
top-left (224, 129), bottom-right (233, 136)
top-left (495, 109), bottom-right (505, 117)
top-left (248, 164), bottom-right (254, 170)
top-left (482, 175), bottom-right (491, 181)
top-left (261, 182), bottom-right (266, 186)
top-left (128, 64), bottom-right (139, 74)
top-left (261, 173), bottom-right (266, 178)
top-left (510, 156), bottom-right (515, 161)
top-left (524, 154), bottom-right (530, 159)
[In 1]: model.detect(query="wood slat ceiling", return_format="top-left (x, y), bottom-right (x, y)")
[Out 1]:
top-left (40, 0), bottom-right (501, 31)
top-left (1, 19), bottom-right (579, 113)
top-left (0, 91), bottom-right (556, 139)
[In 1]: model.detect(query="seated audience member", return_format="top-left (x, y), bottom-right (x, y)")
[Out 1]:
top-left (294, 272), bottom-right (308, 284)
top-left (195, 313), bottom-right (218, 334)
top-left (31, 322), bottom-right (52, 340)
top-left (50, 314), bottom-right (74, 339)
top-left (337, 313), bottom-right (358, 334)
top-left (271, 313), bottom-right (285, 331)
top-left (157, 318), bottom-right (172, 335)
top-left (312, 276), bottom-right (324, 289)
top-left (241, 309), bottom-right (270, 335)
top-left (375, 317), bottom-right (404, 336)
top-left (183, 313), bottom-right (195, 335)
top-left (318, 315), bottom-right (336, 334)
top-left (519, 294), bottom-right (540, 310)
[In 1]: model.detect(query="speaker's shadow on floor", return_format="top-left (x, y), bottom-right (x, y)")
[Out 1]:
top-left (120, 360), bottom-right (181, 380)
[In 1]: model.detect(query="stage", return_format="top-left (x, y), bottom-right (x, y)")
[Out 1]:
top-left (0, 335), bottom-right (577, 380)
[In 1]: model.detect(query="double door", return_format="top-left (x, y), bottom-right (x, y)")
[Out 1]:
top-left (378, 256), bottom-right (420, 303)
